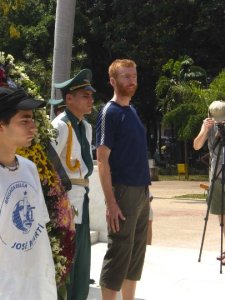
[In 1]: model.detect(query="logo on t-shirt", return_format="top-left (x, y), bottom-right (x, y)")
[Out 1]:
top-left (0, 181), bottom-right (45, 251)
top-left (12, 191), bottom-right (35, 234)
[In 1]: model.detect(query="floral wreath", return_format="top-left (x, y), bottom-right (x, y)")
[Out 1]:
top-left (0, 52), bottom-right (75, 287)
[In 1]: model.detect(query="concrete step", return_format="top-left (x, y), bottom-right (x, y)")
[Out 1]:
top-left (90, 230), bottom-right (99, 245)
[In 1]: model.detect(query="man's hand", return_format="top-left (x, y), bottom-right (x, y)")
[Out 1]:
top-left (193, 118), bottom-right (213, 150)
top-left (106, 201), bottom-right (125, 233)
top-left (149, 192), bottom-right (153, 202)
top-left (203, 118), bottom-right (214, 131)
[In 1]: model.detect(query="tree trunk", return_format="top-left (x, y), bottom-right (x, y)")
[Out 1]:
top-left (184, 140), bottom-right (189, 179)
top-left (50, 0), bottom-right (76, 119)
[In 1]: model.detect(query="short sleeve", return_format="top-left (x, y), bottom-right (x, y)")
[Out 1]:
top-left (96, 104), bottom-right (119, 150)
top-left (51, 118), bottom-right (69, 156)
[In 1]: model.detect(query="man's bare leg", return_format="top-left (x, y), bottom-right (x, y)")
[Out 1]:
top-left (216, 215), bottom-right (225, 262)
top-left (101, 287), bottom-right (117, 300)
top-left (146, 220), bottom-right (152, 245)
top-left (121, 279), bottom-right (137, 300)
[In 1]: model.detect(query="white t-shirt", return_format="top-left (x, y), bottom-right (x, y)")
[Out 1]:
top-left (0, 155), bottom-right (57, 300)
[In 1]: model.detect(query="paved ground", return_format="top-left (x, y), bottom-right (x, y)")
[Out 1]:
top-left (149, 180), bottom-right (220, 251)
top-left (88, 244), bottom-right (225, 300)
top-left (88, 180), bottom-right (225, 300)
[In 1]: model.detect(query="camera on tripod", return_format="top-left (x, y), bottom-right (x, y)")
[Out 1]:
top-left (215, 122), bottom-right (225, 135)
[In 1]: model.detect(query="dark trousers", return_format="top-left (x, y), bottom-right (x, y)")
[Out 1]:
top-left (68, 195), bottom-right (91, 300)
top-left (67, 223), bottom-right (91, 300)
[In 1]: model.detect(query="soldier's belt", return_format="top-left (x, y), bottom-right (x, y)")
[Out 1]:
top-left (70, 178), bottom-right (89, 187)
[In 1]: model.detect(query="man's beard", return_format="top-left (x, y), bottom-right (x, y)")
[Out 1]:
top-left (116, 81), bottom-right (137, 97)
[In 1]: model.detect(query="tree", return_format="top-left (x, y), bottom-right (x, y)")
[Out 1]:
top-left (205, 69), bottom-right (225, 104)
top-left (50, 0), bottom-right (76, 119)
top-left (0, 0), bottom-right (56, 100)
top-left (156, 56), bottom-right (207, 176)
top-left (0, 0), bottom-right (25, 37)
top-left (2, 0), bottom-right (225, 150)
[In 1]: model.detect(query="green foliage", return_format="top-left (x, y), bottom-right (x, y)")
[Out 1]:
top-left (0, 0), bottom-right (25, 15)
top-left (0, 0), bottom-right (55, 99)
top-left (156, 56), bottom-right (207, 141)
top-left (163, 103), bottom-right (201, 140)
top-left (205, 69), bottom-right (225, 104)
top-left (0, 51), bottom-right (56, 145)
top-left (158, 59), bottom-right (225, 143)
top-left (175, 194), bottom-right (206, 199)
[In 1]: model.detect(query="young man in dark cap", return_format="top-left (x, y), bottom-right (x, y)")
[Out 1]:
top-left (0, 87), bottom-right (57, 300)
top-left (51, 69), bottom-right (95, 300)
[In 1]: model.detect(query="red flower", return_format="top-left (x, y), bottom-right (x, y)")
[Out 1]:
top-left (0, 67), bottom-right (7, 86)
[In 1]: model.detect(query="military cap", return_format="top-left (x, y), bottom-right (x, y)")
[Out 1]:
top-left (54, 69), bottom-right (96, 94)
top-left (0, 87), bottom-right (46, 113)
top-left (48, 98), bottom-right (64, 106)
top-left (48, 99), bottom-right (66, 116)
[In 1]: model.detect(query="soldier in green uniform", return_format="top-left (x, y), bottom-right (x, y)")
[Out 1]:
top-left (51, 69), bottom-right (95, 300)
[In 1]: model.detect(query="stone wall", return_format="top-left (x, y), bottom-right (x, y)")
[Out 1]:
top-left (89, 165), bottom-right (108, 242)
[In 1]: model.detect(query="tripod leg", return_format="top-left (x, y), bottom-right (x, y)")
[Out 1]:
top-left (220, 173), bottom-right (225, 273)
top-left (199, 142), bottom-right (222, 263)
top-left (198, 181), bottom-right (215, 262)
top-left (219, 145), bottom-right (225, 273)
top-left (220, 216), bottom-right (224, 274)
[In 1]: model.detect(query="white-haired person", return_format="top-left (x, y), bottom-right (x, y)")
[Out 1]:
top-left (193, 100), bottom-right (225, 263)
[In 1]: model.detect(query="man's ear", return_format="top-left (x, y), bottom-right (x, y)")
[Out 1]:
top-left (65, 93), bottom-right (73, 105)
top-left (0, 122), bottom-right (5, 131)
top-left (110, 77), bottom-right (116, 88)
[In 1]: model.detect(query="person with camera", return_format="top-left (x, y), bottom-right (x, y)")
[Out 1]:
top-left (193, 100), bottom-right (225, 263)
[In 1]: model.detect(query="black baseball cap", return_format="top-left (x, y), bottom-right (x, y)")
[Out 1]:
top-left (0, 87), bottom-right (46, 113)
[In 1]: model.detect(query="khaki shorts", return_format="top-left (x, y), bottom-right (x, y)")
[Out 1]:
top-left (207, 178), bottom-right (225, 215)
top-left (100, 185), bottom-right (149, 291)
